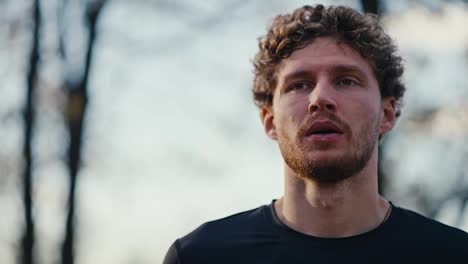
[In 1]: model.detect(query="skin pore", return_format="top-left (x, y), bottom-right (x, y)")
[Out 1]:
top-left (261, 37), bottom-right (397, 238)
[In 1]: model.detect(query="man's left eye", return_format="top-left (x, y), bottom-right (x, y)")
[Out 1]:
top-left (336, 78), bottom-right (357, 86)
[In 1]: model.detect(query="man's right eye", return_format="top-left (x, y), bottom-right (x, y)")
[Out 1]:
top-left (287, 82), bottom-right (312, 92)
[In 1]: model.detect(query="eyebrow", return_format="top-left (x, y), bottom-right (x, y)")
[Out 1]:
top-left (331, 65), bottom-right (368, 77)
top-left (281, 64), bottom-right (368, 85)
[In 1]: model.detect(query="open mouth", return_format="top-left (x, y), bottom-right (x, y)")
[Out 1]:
top-left (309, 129), bottom-right (340, 135)
top-left (306, 121), bottom-right (343, 136)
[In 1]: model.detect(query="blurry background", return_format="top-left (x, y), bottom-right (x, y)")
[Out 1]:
top-left (1, 0), bottom-right (468, 263)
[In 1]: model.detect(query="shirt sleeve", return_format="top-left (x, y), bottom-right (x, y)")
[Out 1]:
top-left (163, 240), bottom-right (181, 264)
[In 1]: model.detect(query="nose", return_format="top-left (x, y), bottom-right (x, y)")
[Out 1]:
top-left (307, 81), bottom-right (337, 113)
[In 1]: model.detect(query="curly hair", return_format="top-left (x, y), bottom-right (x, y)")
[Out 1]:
top-left (253, 4), bottom-right (405, 117)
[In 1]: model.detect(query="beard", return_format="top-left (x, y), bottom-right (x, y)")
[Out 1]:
top-left (277, 112), bottom-right (379, 183)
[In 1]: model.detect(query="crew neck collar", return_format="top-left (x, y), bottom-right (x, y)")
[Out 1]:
top-left (267, 199), bottom-right (397, 242)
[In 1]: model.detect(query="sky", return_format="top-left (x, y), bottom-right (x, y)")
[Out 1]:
top-left (0, 0), bottom-right (467, 263)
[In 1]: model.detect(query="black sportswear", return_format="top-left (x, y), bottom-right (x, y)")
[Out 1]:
top-left (163, 201), bottom-right (468, 263)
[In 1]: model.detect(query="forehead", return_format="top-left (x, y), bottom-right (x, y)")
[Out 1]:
top-left (277, 37), bottom-right (374, 80)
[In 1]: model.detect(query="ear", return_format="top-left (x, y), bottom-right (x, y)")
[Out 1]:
top-left (261, 106), bottom-right (278, 140)
top-left (379, 97), bottom-right (396, 137)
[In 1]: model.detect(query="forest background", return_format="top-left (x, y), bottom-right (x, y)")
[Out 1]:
top-left (1, 0), bottom-right (468, 263)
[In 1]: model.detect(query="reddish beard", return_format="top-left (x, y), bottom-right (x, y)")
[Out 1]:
top-left (277, 112), bottom-right (379, 183)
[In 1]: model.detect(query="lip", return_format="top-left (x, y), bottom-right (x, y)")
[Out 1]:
top-left (304, 133), bottom-right (342, 142)
top-left (305, 120), bottom-right (344, 136)
top-left (303, 120), bottom-right (344, 143)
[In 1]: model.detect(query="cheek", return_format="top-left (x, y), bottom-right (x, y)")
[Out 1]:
top-left (280, 98), bottom-right (308, 121)
top-left (362, 105), bottom-right (382, 135)
top-left (274, 98), bottom-right (309, 136)
top-left (342, 97), bottom-right (381, 130)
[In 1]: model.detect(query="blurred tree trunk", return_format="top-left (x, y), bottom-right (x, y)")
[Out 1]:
top-left (21, 0), bottom-right (40, 263)
top-left (61, 1), bottom-right (106, 264)
top-left (361, 0), bottom-right (380, 14)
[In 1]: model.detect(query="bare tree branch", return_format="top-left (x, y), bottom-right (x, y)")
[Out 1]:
top-left (21, 0), bottom-right (41, 263)
top-left (61, 1), bottom-right (107, 264)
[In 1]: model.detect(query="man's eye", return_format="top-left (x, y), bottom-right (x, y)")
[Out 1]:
top-left (287, 82), bottom-right (311, 92)
top-left (336, 78), bottom-right (358, 87)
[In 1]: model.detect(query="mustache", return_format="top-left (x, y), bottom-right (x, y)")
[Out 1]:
top-left (297, 112), bottom-right (350, 139)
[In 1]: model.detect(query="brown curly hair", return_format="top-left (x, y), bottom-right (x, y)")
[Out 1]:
top-left (253, 4), bottom-right (405, 117)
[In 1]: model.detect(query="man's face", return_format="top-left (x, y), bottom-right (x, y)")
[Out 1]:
top-left (262, 37), bottom-right (396, 182)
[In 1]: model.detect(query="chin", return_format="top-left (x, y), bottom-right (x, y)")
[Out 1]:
top-left (298, 152), bottom-right (364, 183)
top-left (306, 150), bottom-right (346, 163)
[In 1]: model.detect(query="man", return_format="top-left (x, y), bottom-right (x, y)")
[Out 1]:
top-left (164, 4), bottom-right (468, 263)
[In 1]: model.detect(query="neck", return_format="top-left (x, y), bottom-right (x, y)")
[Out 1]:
top-left (275, 149), bottom-right (390, 238)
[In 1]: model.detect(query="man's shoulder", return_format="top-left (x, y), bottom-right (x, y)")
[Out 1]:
top-left (393, 205), bottom-right (468, 246)
top-left (164, 203), bottom-right (275, 263)
top-left (178, 203), bottom-right (273, 249)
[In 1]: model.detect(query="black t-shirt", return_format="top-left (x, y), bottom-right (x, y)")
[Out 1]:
top-left (163, 201), bottom-right (468, 263)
